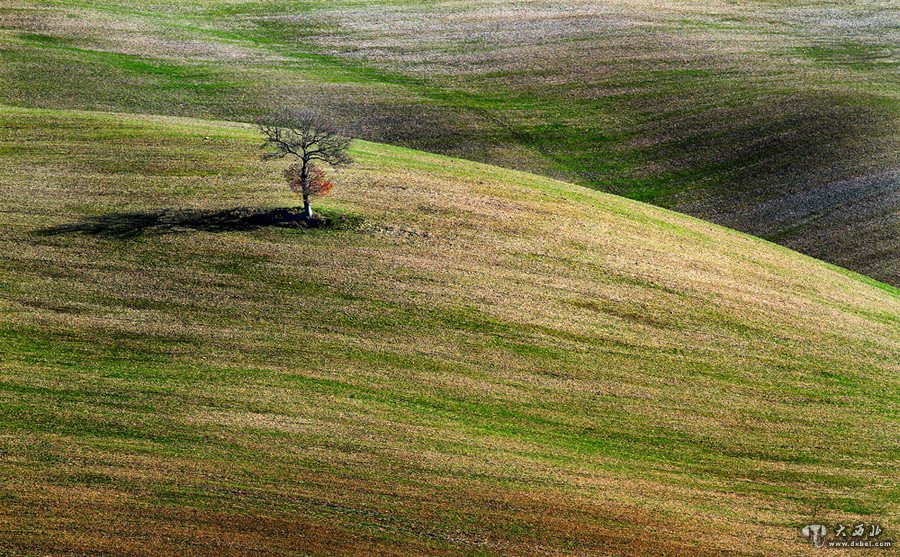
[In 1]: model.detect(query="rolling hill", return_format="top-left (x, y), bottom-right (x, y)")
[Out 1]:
top-left (0, 105), bottom-right (897, 556)
top-left (0, 0), bottom-right (898, 284)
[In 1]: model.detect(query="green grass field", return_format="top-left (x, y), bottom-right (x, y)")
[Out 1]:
top-left (1, 0), bottom-right (898, 283)
top-left (0, 105), bottom-right (897, 555)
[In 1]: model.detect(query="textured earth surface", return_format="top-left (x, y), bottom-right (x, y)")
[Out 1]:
top-left (0, 105), bottom-right (897, 556)
top-left (1, 0), bottom-right (898, 283)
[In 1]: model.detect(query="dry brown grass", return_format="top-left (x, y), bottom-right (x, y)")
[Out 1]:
top-left (0, 106), bottom-right (896, 555)
top-left (1, 0), bottom-right (898, 282)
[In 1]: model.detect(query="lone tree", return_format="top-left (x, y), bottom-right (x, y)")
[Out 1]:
top-left (258, 109), bottom-right (352, 219)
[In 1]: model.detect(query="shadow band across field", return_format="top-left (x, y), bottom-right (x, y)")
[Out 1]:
top-left (36, 207), bottom-right (359, 239)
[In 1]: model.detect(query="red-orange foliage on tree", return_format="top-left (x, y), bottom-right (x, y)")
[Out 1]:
top-left (284, 162), bottom-right (334, 203)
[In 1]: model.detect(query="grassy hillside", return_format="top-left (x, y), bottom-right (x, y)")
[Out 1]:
top-left (1, 0), bottom-right (898, 283)
top-left (0, 105), bottom-right (898, 556)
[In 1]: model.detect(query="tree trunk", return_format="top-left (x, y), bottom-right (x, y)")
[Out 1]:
top-left (300, 158), bottom-right (312, 219)
top-left (302, 193), bottom-right (312, 219)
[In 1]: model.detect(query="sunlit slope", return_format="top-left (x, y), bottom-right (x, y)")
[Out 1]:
top-left (1, 0), bottom-right (898, 283)
top-left (0, 106), bottom-right (898, 556)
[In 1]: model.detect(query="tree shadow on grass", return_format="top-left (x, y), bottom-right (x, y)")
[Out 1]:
top-left (36, 207), bottom-right (360, 240)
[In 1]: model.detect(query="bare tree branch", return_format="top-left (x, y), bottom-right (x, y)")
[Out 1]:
top-left (257, 109), bottom-right (353, 167)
